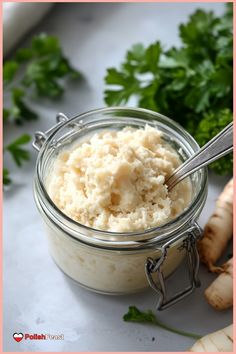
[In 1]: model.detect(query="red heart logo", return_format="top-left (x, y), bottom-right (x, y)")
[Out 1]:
top-left (13, 333), bottom-right (24, 342)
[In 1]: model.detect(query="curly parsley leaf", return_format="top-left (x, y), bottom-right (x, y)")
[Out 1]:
top-left (5, 134), bottom-right (31, 167)
top-left (10, 88), bottom-right (38, 125)
top-left (104, 4), bottom-right (233, 175)
top-left (3, 108), bottom-right (10, 122)
top-left (15, 48), bottom-right (33, 62)
top-left (3, 60), bottom-right (19, 83)
top-left (195, 108), bottom-right (233, 174)
top-left (124, 306), bottom-right (201, 340)
top-left (3, 169), bottom-right (11, 185)
top-left (22, 34), bottom-right (81, 97)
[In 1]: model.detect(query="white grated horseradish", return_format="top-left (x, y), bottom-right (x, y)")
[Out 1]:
top-left (47, 125), bottom-right (191, 232)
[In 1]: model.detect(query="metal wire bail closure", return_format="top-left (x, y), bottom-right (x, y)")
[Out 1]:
top-left (32, 112), bottom-right (69, 151)
top-left (145, 222), bottom-right (202, 311)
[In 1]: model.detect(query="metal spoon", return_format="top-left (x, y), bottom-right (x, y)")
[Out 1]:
top-left (166, 122), bottom-right (233, 191)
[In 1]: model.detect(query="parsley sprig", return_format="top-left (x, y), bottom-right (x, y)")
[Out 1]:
top-left (3, 34), bottom-right (81, 185)
top-left (124, 306), bottom-right (201, 340)
top-left (105, 4), bottom-right (233, 175)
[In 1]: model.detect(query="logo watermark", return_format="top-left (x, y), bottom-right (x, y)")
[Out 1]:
top-left (13, 332), bottom-right (64, 342)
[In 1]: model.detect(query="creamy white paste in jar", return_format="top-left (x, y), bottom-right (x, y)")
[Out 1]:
top-left (47, 125), bottom-right (191, 232)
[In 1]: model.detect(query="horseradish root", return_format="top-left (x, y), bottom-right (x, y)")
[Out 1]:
top-left (205, 258), bottom-right (233, 310)
top-left (198, 179), bottom-right (233, 272)
top-left (189, 324), bottom-right (233, 352)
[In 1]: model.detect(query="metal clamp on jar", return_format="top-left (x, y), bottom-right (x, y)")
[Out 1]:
top-left (33, 107), bottom-right (208, 310)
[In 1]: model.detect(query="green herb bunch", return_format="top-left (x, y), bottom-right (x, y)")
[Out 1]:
top-left (3, 33), bottom-right (80, 185)
top-left (105, 4), bottom-right (233, 175)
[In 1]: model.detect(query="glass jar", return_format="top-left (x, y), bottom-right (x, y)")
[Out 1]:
top-left (33, 107), bottom-right (208, 310)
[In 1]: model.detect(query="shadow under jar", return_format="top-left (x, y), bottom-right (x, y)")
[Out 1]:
top-left (33, 107), bottom-right (208, 310)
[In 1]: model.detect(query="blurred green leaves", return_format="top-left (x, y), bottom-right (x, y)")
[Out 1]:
top-left (3, 33), bottom-right (81, 185)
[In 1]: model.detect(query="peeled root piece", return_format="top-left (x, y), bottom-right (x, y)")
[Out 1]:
top-left (198, 178), bottom-right (233, 273)
top-left (204, 258), bottom-right (233, 310)
top-left (189, 325), bottom-right (233, 352)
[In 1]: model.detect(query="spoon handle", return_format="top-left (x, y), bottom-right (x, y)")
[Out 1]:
top-left (166, 122), bottom-right (233, 191)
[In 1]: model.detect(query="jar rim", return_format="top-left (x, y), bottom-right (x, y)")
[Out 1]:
top-left (34, 107), bottom-right (208, 248)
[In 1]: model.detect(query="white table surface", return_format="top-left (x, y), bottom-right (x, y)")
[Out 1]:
top-left (3, 3), bottom-right (232, 352)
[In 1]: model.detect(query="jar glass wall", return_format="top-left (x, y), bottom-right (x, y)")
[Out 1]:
top-left (33, 107), bottom-right (208, 306)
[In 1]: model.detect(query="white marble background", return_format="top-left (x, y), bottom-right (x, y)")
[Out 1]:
top-left (3, 3), bottom-right (232, 352)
